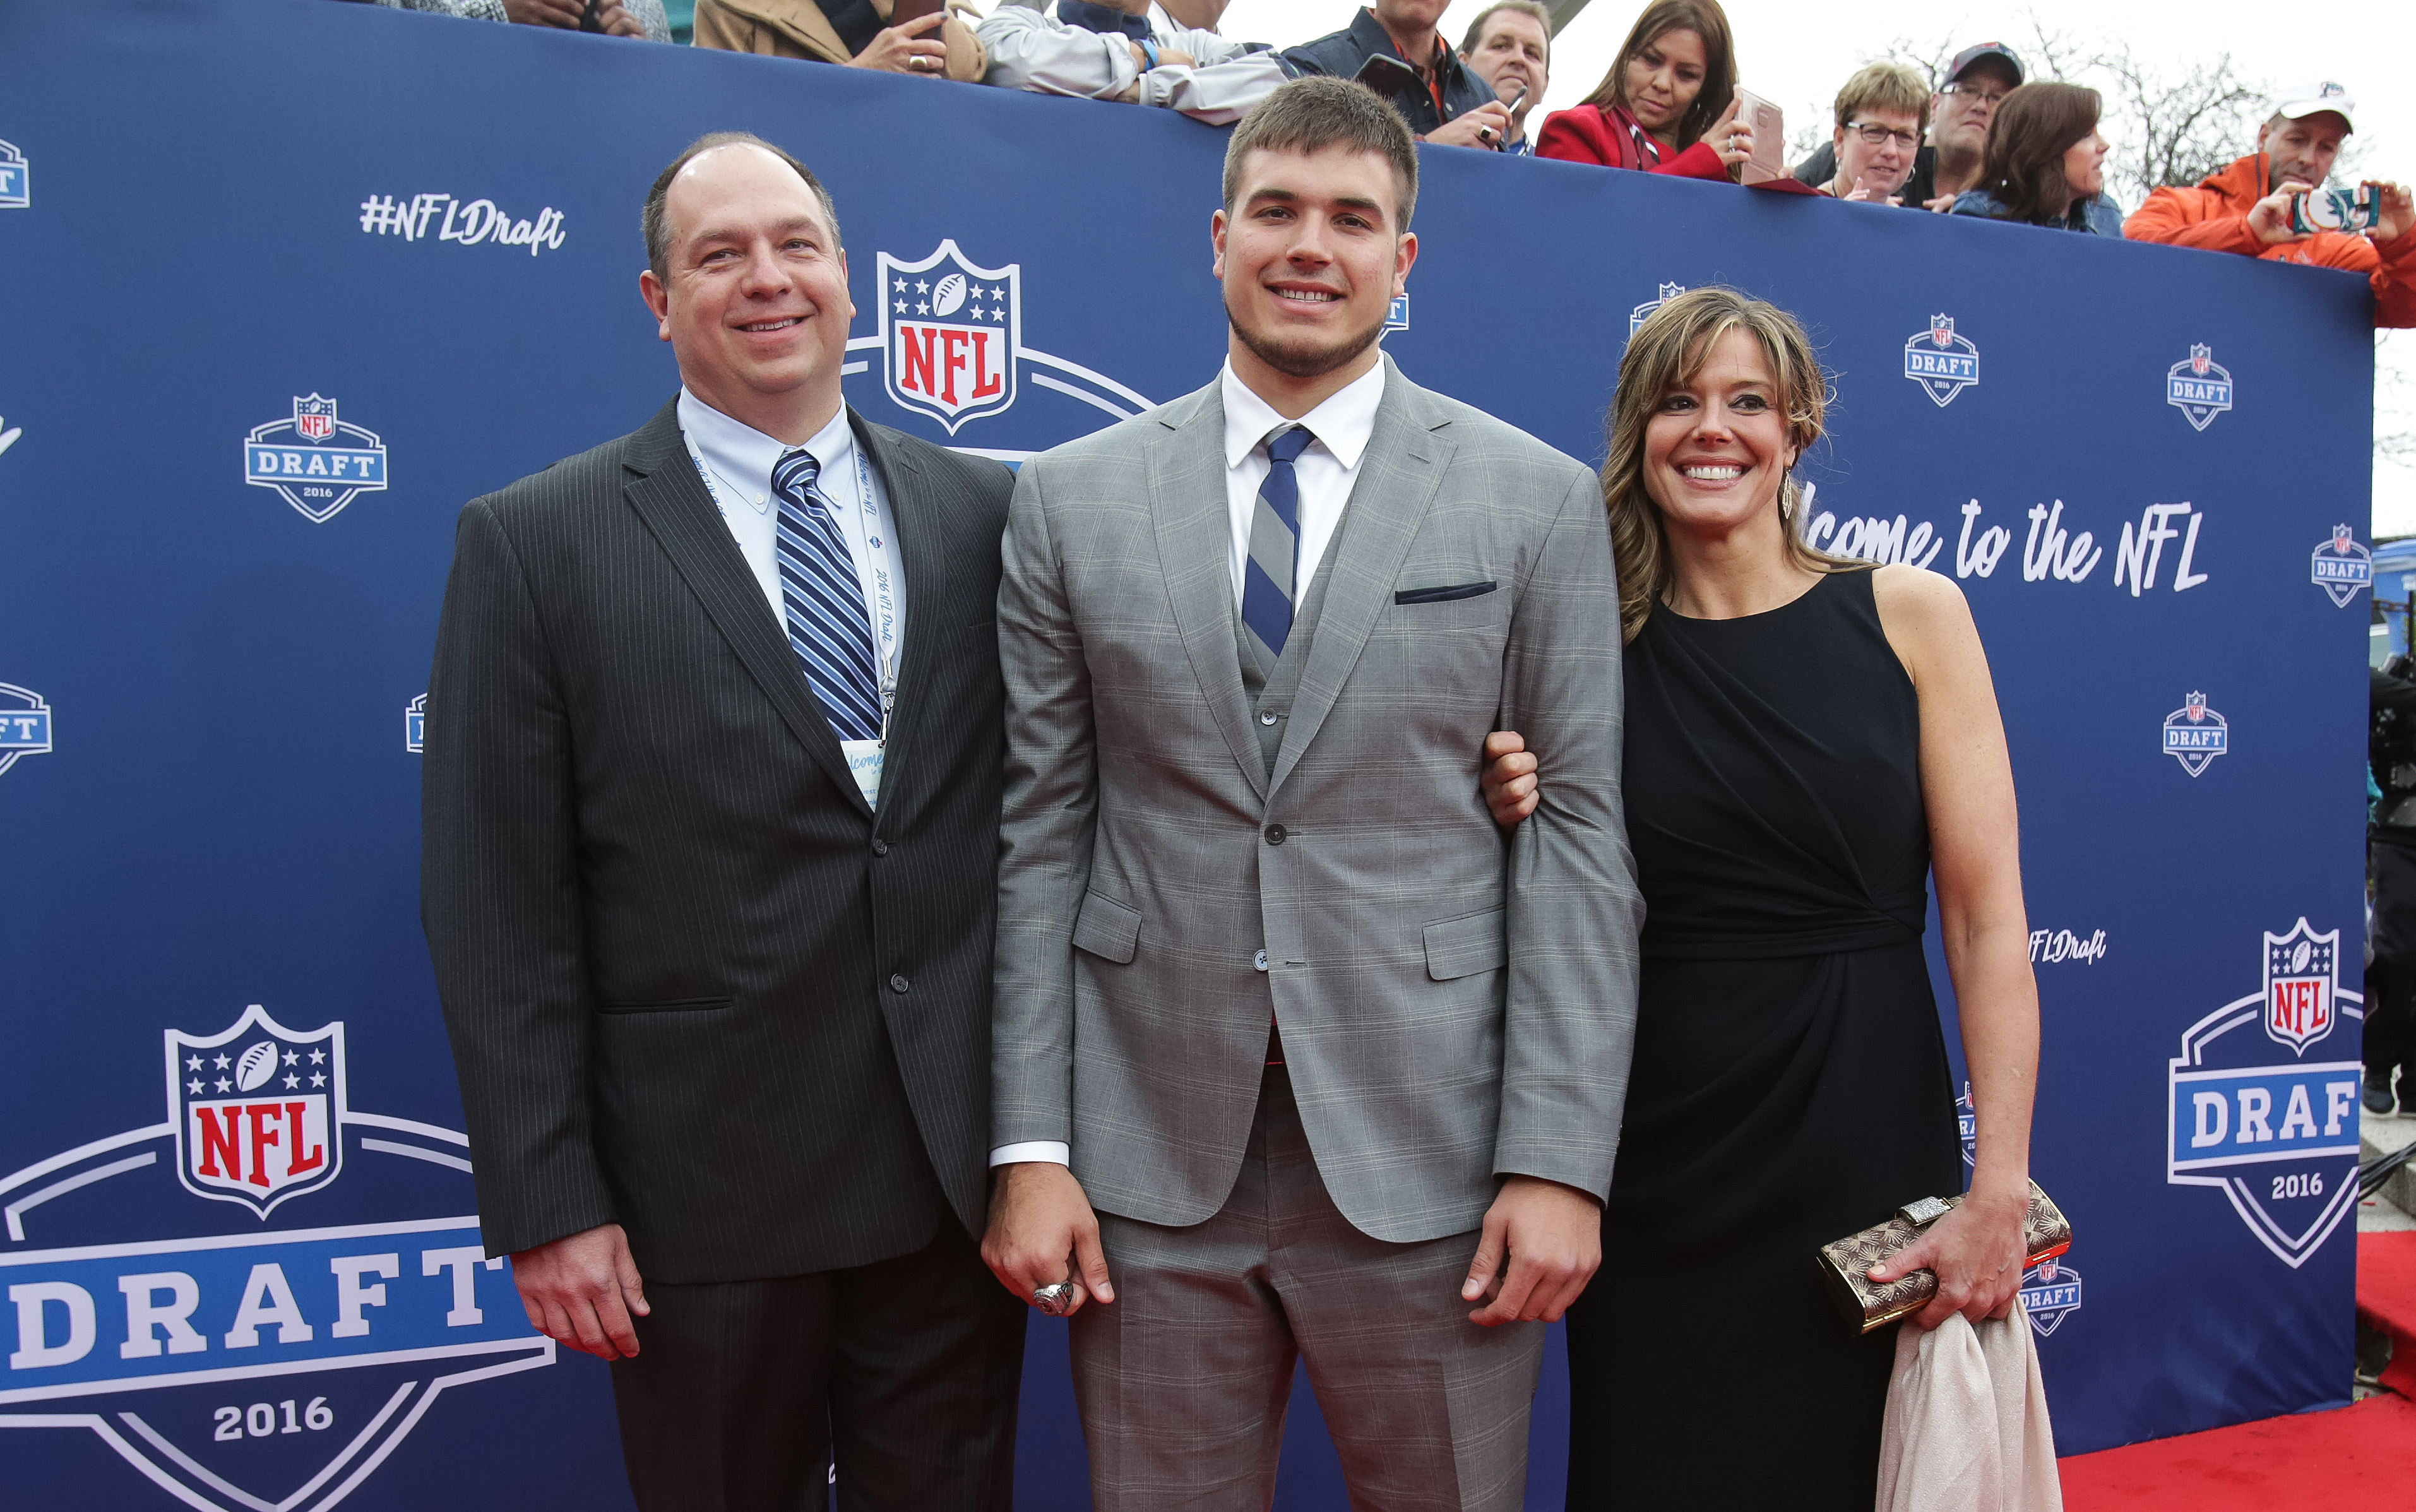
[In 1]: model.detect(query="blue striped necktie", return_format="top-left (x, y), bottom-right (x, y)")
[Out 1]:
top-left (770, 448), bottom-right (885, 742)
top-left (1241, 425), bottom-right (1315, 658)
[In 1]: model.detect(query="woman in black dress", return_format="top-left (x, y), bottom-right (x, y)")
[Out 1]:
top-left (1484, 286), bottom-right (2041, 1508)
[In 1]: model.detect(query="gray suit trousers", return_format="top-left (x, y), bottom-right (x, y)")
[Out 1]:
top-left (1069, 1068), bottom-right (1545, 1512)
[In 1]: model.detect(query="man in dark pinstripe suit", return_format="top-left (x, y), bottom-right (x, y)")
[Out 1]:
top-left (420, 133), bottom-right (1025, 1511)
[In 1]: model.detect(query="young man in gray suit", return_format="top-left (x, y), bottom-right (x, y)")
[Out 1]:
top-left (984, 77), bottom-right (1645, 1510)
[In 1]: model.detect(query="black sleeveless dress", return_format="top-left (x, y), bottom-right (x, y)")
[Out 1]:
top-left (1564, 569), bottom-right (1962, 1509)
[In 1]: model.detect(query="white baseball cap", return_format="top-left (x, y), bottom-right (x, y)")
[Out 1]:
top-left (2273, 81), bottom-right (2355, 131)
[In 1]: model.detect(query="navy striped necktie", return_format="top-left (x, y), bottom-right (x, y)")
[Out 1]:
top-left (1241, 425), bottom-right (1316, 658)
top-left (770, 448), bottom-right (885, 742)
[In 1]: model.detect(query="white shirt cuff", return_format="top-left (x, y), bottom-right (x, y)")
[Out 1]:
top-left (989, 1141), bottom-right (1071, 1167)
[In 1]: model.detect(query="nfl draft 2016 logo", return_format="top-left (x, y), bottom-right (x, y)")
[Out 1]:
top-left (2167, 920), bottom-right (2365, 1266)
top-left (0, 1004), bottom-right (550, 1509)
top-left (1905, 314), bottom-right (1980, 407)
top-left (406, 693), bottom-right (426, 753)
top-left (2162, 692), bottom-right (2227, 776)
top-left (0, 137), bottom-right (26, 208)
top-left (1630, 282), bottom-right (1684, 338)
top-left (2165, 343), bottom-right (2234, 431)
top-left (243, 394), bottom-right (388, 523)
top-left (879, 241), bottom-right (1016, 434)
top-left (0, 681), bottom-right (52, 777)
top-left (2020, 1254), bottom-right (2083, 1338)
top-left (1385, 294), bottom-right (1410, 335)
top-left (166, 1004), bottom-right (345, 1218)
top-left (1956, 1082), bottom-right (1977, 1170)
top-left (2311, 525), bottom-right (2372, 607)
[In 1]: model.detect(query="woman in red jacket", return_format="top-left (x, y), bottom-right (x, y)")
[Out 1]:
top-left (1537, 0), bottom-right (1751, 181)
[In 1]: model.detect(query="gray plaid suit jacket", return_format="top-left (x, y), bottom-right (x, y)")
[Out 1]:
top-left (993, 359), bottom-right (1645, 1244)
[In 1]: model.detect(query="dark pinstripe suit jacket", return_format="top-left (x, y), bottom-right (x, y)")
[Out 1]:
top-left (420, 398), bottom-right (1014, 1284)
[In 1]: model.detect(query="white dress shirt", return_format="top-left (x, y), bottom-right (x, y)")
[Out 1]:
top-left (987, 357), bottom-right (1388, 1172)
top-left (677, 389), bottom-right (908, 704)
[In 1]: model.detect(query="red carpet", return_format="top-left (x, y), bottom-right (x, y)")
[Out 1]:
top-left (2057, 1231), bottom-right (2416, 1509)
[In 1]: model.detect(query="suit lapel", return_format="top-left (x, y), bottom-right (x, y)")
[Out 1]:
top-left (1145, 381), bottom-right (1266, 802)
top-left (619, 399), bottom-right (874, 821)
top-left (854, 413), bottom-right (937, 826)
top-left (1271, 359), bottom-right (1456, 795)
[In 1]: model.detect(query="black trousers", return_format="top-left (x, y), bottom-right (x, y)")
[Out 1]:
top-left (610, 1223), bottom-right (1027, 1512)
top-left (2371, 833), bottom-right (2416, 1081)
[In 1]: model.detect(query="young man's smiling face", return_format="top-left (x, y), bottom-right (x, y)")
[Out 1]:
top-left (1212, 145), bottom-right (1417, 386)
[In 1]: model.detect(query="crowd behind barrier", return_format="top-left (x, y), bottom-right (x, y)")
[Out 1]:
top-left (318, 0), bottom-right (2416, 327)
top-left (0, 1), bottom-right (2389, 1509)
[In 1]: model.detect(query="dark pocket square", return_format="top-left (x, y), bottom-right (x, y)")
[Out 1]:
top-left (1394, 581), bottom-right (1498, 605)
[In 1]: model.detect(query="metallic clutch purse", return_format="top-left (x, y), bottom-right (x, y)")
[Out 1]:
top-left (1814, 1181), bottom-right (2072, 1333)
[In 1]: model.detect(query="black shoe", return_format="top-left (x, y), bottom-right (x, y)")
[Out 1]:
top-left (2368, 1071), bottom-right (2398, 1115)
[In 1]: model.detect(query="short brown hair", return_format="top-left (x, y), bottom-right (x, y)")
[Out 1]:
top-left (1223, 76), bottom-right (1419, 231)
top-left (1976, 82), bottom-right (2102, 225)
top-left (1602, 286), bottom-right (1853, 643)
top-left (1460, 1), bottom-right (1552, 66)
top-left (641, 131), bottom-right (842, 285)
top-left (1833, 61), bottom-right (1931, 137)
top-left (1581, 0), bottom-right (1735, 152)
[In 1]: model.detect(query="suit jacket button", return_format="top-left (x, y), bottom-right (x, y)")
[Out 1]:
top-left (871, 838), bottom-right (889, 857)
top-left (889, 973), bottom-right (910, 994)
top-left (1259, 711), bottom-right (1278, 725)
top-left (1265, 823), bottom-right (1286, 845)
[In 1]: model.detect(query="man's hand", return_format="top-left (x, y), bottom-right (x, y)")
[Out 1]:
top-left (1427, 102), bottom-right (1514, 152)
top-left (852, 11), bottom-right (949, 75)
top-left (1480, 730), bottom-right (1537, 828)
top-left (502, 0), bottom-right (583, 27)
top-left (2374, 181), bottom-right (2415, 243)
top-left (512, 1222), bottom-right (648, 1360)
top-left (1462, 1176), bottom-right (1601, 1325)
top-left (1866, 1186), bottom-right (2028, 1330)
top-left (982, 1162), bottom-right (1115, 1316)
top-left (595, 1), bottom-right (646, 37)
top-left (2247, 180), bottom-right (2315, 246)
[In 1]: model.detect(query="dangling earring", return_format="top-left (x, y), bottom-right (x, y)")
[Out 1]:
top-left (1780, 466), bottom-right (1794, 521)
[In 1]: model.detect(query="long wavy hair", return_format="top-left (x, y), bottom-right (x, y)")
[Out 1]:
top-left (1975, 82), bottom-right (2102, 225)
top-left (1602, 286), bottom-right (1855, 643)
top-left (1580, 0), bottom-right (1735, 151)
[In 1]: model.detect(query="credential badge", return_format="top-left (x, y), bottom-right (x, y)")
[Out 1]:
top-left (243, 394), bottom-right (389, 523)
top-left (2310, 525), bottom-right (2372, 607)
top-left (2162, 691), bottom-right (2228, 777)
top-left (2165, 343), bottom-right (2234, 431)
top-left (878, 241), bottom-right (1018, 433)
top-left (1905, 314), bottom-right (1980, 407)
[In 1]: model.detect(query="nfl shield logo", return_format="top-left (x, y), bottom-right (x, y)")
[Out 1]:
top-left (2165, 344), bottom-right (2234, 431)
top-left (878, 240), bottom-right (1018, 434)
top-left (2161, 691), bottom-right (2228, 776)
top-left (294, 394), bottom-right (338, 442)
top-left (2310, 525), bottom-right (2372, 607)
top-left (2020, 1256), bottom-right (2083, 1337)
top-left (2263, 919), bottom-right (2338, 1054)
top-left (1629, 282), bottom-right (1684, 338)
top-left (164, 1003), bottom-right (347, 1218)
top-left (1903, 314), bottom-right (1980, 407)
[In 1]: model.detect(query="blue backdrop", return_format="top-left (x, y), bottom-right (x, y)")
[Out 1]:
top-left (0, 1), bottom-right (2381, 1507)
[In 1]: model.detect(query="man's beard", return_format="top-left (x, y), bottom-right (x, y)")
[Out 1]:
top-left (1227, 294), bottom-right (1388, 380)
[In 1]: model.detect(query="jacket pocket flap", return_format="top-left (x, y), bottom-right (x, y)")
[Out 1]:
top-left (1423, 908), bottom-right (1507, 980)
top-left (1394, 581), bottom-right (1499, 605)
top-left (1072, 891), bottom-right (1143, 965)
top-left (597, 996), bottom-right (733, 1015)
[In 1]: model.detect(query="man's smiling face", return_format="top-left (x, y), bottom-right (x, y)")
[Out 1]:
top-left (641, 143), bottom-right (854, 429)
top-left (1212, 145), bottom-right (1414, 382)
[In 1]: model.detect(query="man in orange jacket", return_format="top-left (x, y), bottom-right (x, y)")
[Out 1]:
top-left (2125, 81), bottom-right (2416, 327)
